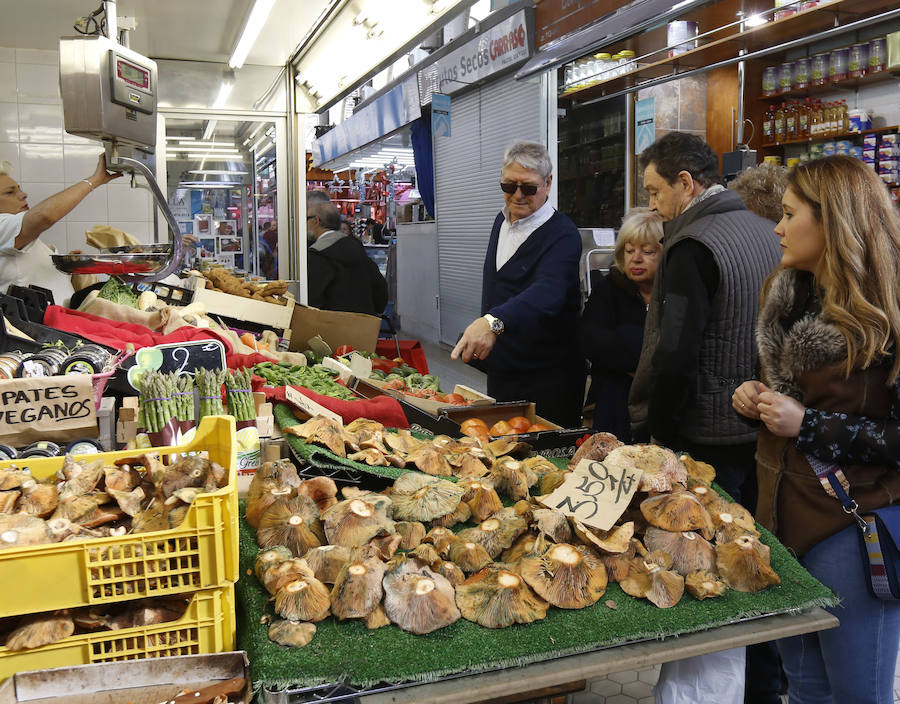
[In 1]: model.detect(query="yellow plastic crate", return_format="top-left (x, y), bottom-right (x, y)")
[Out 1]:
top-left (0, 584), bottom-right (235, 681)
top-left (0, 416), bottom-right (238, 619)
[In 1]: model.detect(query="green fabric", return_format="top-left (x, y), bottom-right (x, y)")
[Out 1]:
top-left (236, 500), bottom-right (837, 694)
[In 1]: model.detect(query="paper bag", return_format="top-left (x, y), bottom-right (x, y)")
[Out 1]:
top-left (0, 374), bottom-right (98, 445)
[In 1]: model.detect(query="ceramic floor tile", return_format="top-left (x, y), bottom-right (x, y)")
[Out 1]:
top-left (622, 680), bottom-right (653, 699)
top-left (572, 692), bottom-right (604, 704)
top-left (605, 694), bottom-right (641, 704)
top-left (589, 677), bottom-right (622, 697)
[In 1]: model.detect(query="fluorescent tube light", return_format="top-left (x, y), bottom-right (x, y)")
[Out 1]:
top-left (188, 170), bottom-right (249, 175)
top-left (229, 0), bottom-right (276, 69)
top-left (202, 120), bottom-right (218, 141)
top-left (212, 82), bottom-right (233, 109)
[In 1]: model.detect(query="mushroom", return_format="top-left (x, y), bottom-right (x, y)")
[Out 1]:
top-left (52, 494), bottom-right (114, 527)
top-left (437, 560), bottom-right (466, 587)
top-left (422, 526), bottom-right (458, 557)
top-left (645, 563), bottom-right (685, 608)
top-left (303, 544), bottom-right (351, 584)
top-left (455, 454), bottom-right (491, 480)
top-left (344, 418), bottom-right (387, 451)
top-left (364, 604), bottom-right (391, 629)
top-left (330, 550), bottom-right (386, 620)
top-left (430, 500), bottom-right (472, 529)
top-left (321, 495), bottom-right (395, 547)
top-left (130, 501), bottom-right (169, 534)
top-left (383, 429), bottom-right (425, 456)
top-left (106, 486), bottom-right (145, 517)
top-left (246, 485), bottom-right (295, 530)
top-left (409, 543), bottom-right (442, 568)
top-left (6, 611), bottom-right (75, 650)
top-left (1, 515), bottom-right (56, 548)
top-left (369, 533), bottom-right (403, 560)
top-left (485, 438), bottom-right (532, 459)
top-left (16, 481), bottom-right (59, 518)
top-left (489, 458), bottom-right (537, 501)
top-left (254, 546), bottom-right (293, 583)
top-left (296, 476), bottom-right (338, 513)
top-left (645, 549), bottom-right (674, 570)
top-left (448, 540), bottom-right (492, 574)
top-left (512, 499), bottom-right (536, 523)
top-left (156, 455), bottom-right (219, 498)
top-left (567, 432), bottom-right (623, 469)
top-left (644, 527), bottom-right (717, 576)
top-left (254, 458), bottom-right (303, 490)
top-left (395, 521), bottom-right (427, 550)
top-left (455, 566), bottom-right (549, 628)
top-left (685, 570), bottom-right (728, 600)
top-left (500, 531), bottom-right (540, 564)
top-left (710, 502), bottom-right (760, 543)
top-left (0, 468), bottom-right (29, 491)
top-left (103, 464), bottom-right (142, 493)
top-left (640, 492), bottom-right (714, 540)
top-left (457, 515), bottom-right (527, 559)
top-left (680, 454), bottom-right (716, 485)
top-left (274, 577), bottom-right (331, 622)
top-left (461, 481), bottom-right (503, 522)
top-left (284, 416), bottom-right (347, 457)
top-left (405, 445), bottom-right (454, 476)
top-left (539, 470), bottom-right (571, 496)
top-left (58, 458), bottom-right (105, 499)
top-left (348, 449), bottom-right (390, 466)
top-left (689, 483), bottom-right (729, 515)
top-left (390, 473), bottom-right (466, 522)
top-left (602, 550), bottom-right (646, 584)
top-left (257, 496), bottom-right (324, 556)
top-left (0, 490), bottom-right (20, 513)
top-left (382, 559), bottom-right (460, 634)
top-left (263, 558), bottom-right (316, 595)
top-left (604, 445), bottom-right (687, 493)
top-left (519, 543), bottom-right (608, 609)
top-left (716, 535), bottom-right (781, 592)
top-left (619, 561), bottom-right (653, 598)
top-left (268, 619), bottom-right (316, 647)
top-left (521, 456), bottom-right (559, 480)
top-left (570, 519), bottom-right (634, 554)
top-left (532, 509), bottom-right (572, 543)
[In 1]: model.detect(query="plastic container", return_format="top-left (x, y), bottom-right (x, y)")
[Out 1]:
top-left (829, 47), bottom-right (849, 82)
top-left (0, 584), bottom-right (234, 681)
top-left (869, 37), bottom-right (886, 73)
top-left (848, 109), bottom-right (872, 133)
top-left (774, 0), bottom-right (798, 21)
top-left (811, 53), bottom-right (830, 85)
top-left (0, 415), bottom-right (238, 619)
top-left (762, 66), bottom-right (778, 96)
top-left (778, 62), bottom-right (794, 93)
top-left (667, 21), bottom-right (698, 57)
top-left (849, 43), bottom-right (869, 78)
top-left (763, 155), bottom-right (783, 165)
top-left (792, 57), bottom-right (810, 89)
top-left (786, 157), bottom-right (801, 169)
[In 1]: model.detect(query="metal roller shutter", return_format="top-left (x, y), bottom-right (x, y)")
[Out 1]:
top-left (434, 73), bottom-right (544, 346)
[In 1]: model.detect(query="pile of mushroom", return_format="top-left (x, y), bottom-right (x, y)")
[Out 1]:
top-left (250, 431), bottom-right (781, 648)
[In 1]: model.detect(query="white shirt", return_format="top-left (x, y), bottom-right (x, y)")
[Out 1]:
top-left (0, 212), bottom-right (75, 306)
top-left (495, 198), bottom-right (555, 270)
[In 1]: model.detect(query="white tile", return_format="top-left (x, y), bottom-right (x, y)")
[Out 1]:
top-left (18, 181), bottom-right (64, 209)
top-left (109, 221), bottom-right (151, 243)
top-left (19, 143), bottom-right (63, 182)
top-left (106, 183), bottom-right (152, 222)
top-left (63, 143), bottom-right (104, 184)
top-left (16, 64), bottom-right (60, 104)
top-left (64, 185), bottom-right (109, 222)
top-left (15, 49), bottom-right (58, 66)
top-left (17, 103), bottom-right (63, 143)
top-left (0, 102), bottom-right (17, 141)
top-left (66, 222), bottom-right (100, 251)
top-left (0, 62), bottom-right (15, 101)
top-left (0, 48), bottom-right (14, 62)
top-left (63, 130), bottom-right (96, 146)
top-left (39, 222), bottom-right (68, 255)
top-left (0, 142), bottom-right (19, 170)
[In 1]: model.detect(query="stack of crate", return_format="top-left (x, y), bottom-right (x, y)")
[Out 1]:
top-left (0, 416), bottom-right (239, 680)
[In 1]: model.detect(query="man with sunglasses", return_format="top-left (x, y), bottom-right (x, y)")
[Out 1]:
top-left (451, 141), bottom-right (584, 428)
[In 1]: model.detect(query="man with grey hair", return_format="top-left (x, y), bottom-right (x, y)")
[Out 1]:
top-left (307, 199), bottom-right (387, 315)
top-left (451, 140), bottom-right (584, 427)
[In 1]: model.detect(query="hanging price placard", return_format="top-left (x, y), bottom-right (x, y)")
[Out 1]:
top-left (540, 459), bottom-right (643, 531)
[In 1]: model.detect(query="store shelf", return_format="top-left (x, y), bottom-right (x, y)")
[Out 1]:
top-left (559, 134), bottom-right (625, 151)
top-left (559, 0), bottom-right (890, 103)
top-left (761, 124), bottom-right (900, 149)
top-left (758, 69), bottom-right (898, 102)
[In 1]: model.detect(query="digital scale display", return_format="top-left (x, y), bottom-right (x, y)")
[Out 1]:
top-left (116, 58), bottom-right (150, 90)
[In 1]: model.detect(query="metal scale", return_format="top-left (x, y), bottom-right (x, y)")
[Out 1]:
top-left (54, 1), bottom-right (182, 281)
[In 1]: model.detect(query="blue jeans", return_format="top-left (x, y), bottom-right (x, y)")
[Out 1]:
top-left (777, 524), bottom-right (900, 703)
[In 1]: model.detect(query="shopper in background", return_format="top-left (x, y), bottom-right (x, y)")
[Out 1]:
top-left (306, 200), bottom-right (387, 316)
top-left (0, 154), bottom-right (121, 307)
top-left (579, 208), bottom-right (662, 439)
top-left (734, 156), bottom-right (900, 704)
top-left (729, 163), bottom-right (788, 223)
top-left (340, 218), bottom-right (353, 237)
top-left (306, 189), bottom-right (331, 206)
top-left (451, 140), bottom-right (584, 428)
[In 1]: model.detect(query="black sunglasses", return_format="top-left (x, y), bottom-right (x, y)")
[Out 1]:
top-left (500, 181), bottom-right (541, 196)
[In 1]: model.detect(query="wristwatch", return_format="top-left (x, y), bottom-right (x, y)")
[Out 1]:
top-left (483, 313), bottom-right (504, 335)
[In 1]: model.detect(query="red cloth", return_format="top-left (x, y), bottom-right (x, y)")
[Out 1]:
top-left (226, 351), bottom-right (278, 370)
top-left (267, 385), bottom-right (409, 429)
top-left (375, 339), bottom-right (429, 374)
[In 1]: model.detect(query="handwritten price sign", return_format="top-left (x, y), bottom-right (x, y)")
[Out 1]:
top-left (541, 459), bottom-right (643, 531)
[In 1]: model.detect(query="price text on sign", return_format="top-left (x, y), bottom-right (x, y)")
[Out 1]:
top-left (284, 386), bottom-right (342, 424)
top-left (543, 460), bottom-right (644, 531)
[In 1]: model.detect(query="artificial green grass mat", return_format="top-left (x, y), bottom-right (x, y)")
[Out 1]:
top-left (236, 501), bottom-right (837, 694)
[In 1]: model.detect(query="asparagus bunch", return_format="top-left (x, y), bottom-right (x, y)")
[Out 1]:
top-left (196, 368), bottom-right (227, 418)
top-left (174, 374), bottom-right (195, 422)
top-left (225, 368), bottom-right (256, 421)
top-left (139, 370), bottom-right (177, 433)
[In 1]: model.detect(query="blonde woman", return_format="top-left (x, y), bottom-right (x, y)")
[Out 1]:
top-left (733, 155), bottom-right (900, 703)
top-left (578, 208), bottom-right (662, 439)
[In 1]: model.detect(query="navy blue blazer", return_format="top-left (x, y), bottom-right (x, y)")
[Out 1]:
top-left (480, 209), bottom-right (583, 375)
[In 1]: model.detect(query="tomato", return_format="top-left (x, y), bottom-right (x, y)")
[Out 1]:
top-left (460, 418), bottom-right (489, 434)
top-left (383, 379), bottom-right (406, 391)
top-left (444, 393), bottom-right (466, 405)
top-left (334, 345), bottom-right (355, 356)
top-left (507, 416), bottom-right (532, 433)
top-left (489, 420), bottom-right (514, 436)
top-left (526, 423), bottom-right (550, 432)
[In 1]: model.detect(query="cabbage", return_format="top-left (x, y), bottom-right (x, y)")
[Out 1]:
top-left (97, 278), bottom-right (138, 308)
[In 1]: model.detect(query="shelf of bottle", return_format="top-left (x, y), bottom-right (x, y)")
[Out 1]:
top-left (559, 134), bottom-right (625, 151)
top-left (761, 124), bottom-right (900, 148)
top-left (757, 69), bottom-right (897, 103)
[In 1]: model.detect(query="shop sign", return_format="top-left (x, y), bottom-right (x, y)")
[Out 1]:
top-left (0, 374), bottom-right (97, 445)
top-left (635, 97), bottom-right (656, 155)
top-left (432, 93), bottom-right (451, 138)
top-left (419, 9), bottom-right (532, 99)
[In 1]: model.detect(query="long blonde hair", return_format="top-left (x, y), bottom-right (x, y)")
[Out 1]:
top-left (787, 155), bottom-right (900, 382)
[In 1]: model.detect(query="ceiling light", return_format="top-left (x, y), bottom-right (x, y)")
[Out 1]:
top-left (165, 135), bottom-right (195, 141)
top-left (187, 153), bottom-right (246, 161)
top-left (202, 119), bottom-right (218, 141)
top-left (212, 80), bottom-right (233, 109)
top-left (181, 140), bottom-right (235, 147)
top-left (250, 136), bottom-right (270, 153)
top-left (189, 170), bottom-right (249, 175)
top-left (745, 13), bottom-right (768, 27)
top-left (229, 0), bottom-right (276, 69)
top-left (255, 141), bottom-right (275, 158)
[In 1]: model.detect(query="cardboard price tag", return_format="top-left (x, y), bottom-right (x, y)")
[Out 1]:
top-left (284, 386), bottom-right (342, 424)
top-left (540, 459), bottom-right (643, 531)
top-left (0, 374), bottom-right (97, 445)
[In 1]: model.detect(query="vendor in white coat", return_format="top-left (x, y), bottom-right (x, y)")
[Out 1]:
top-left (0, 154), bottom-right (121, 306)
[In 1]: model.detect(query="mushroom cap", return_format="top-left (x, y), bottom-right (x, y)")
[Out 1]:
top-left (257, 495), bottom-right (325, 556)
top-left (364, 603), bottom-right (392, 629)
top-left (462, 482), bottom-right (504, 522)
top-left (0, 490), bottom-right (20, 513)
top-left (437, 560), bottom-right (466, 587)
top-left (679, 454), bottom-right (717, 485)
top-left (499, 531), bottom-right (540, 565)
top-left (6, 612), bottom-right (75, 650)
top-left (274, 576), bottom-right (331, 622)
top-left (457, 515), bottom-right (527, 559)
top-left (685, 570), bottom-right (728, 600)
top-left (422, 527), bottom-right (458, 558)
top-left (688, 483), bottom-right (730, 516)
top-left (710, 501), bottom-right (758, 539)
top-left (455, 565), bottom-right (549, 628)
top-left (405, 445), bottom-right (454, 477)
top-left (321, 495), bottom-right (395, 547)
top-left (395, 521), bottom-right (427, 550)
top-left (390, 473), bottom-right (466, 522)
top-left (17, 482), bottom-right (59, 518)
top-left (297, 476), bottom-right (339, 513)
top-left (489, 459), bottom-right (537, 501)
top-left (640, 492), bottom-right (714, 539)
top-left (455, 454), bottom-right (491, 480)
top-left (567, 432), bottom-right (623, 469)
top-left (429, 500), bottom-right (472, 529)
top-left (716, 535), bottom-right (781, 592)
top-left (254, 545), bottom-right (294, 582)
top-left (106, 486), bottom-right (144, 517)
top-left (330, 554), bottom-right (387, 619)
top-left (284, 416), bottom-right (347, 457)
top-left (369, 533), bottom-right (403, 560)
top-left (382, 559), bottom-right (460, 634)
top-left (521, 456), bottom-right (559, 480)
top-left (570, 519), bottom-right (634, 554)
top-left (410, 543), bottom-right (442, 568)
top-left (605, 445), bottom-right (687, 493)
top-left (268, 619), bottom-right (316, 647)
top-left (539, 470), bottom-right (571, 496)
top-left (246, 485), bottom-right (295, 530)
top-left (302, 544), bottom-right (351, 584)
top-left (532, 509), bottom-right (573, 543)
top-left (263, 557), bottom-right (316, 595)
top-left (447, 539), bottom-right (492, 573)
top-left (0, 468), bottom-right (30, 491)
top-left (348, 449), bottom-right (390, 466)
top-left (519, 543), bottom-right (608, 609)
top-left (0, 513), bottom-right (53, 548)
top-left (645, 565), bottom-right (685, 608)
top-left (644, 527), bottom-right (717, 576)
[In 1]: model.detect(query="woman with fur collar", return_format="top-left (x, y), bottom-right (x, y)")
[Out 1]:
top-left (733, 155), bottom-right (900, 704)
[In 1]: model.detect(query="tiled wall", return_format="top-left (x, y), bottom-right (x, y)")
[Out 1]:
top-left (0, 46), bottom-right (154, 254)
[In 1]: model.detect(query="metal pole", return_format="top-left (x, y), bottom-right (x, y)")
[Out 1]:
top-left (103, 0), bottom-right (117, 42)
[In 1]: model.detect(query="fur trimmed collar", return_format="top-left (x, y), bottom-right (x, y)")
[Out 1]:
top-left (756, 268), bottom-right (847, 400)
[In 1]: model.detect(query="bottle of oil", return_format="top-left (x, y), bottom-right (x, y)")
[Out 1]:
top-left (838, 99), bottom-right (849, 134)
top-left (798, 98), bottom-right (810, 138)
top-left (763, 104), bottom-right (776, 145)
top-left (811, 100), bottom-right (823, 136)
top-left (786, 101), bottom-right (798, 140)
top-left (774, 103), bottom-right (787, 143)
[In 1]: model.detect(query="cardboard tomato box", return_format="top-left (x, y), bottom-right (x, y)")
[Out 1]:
top-left (363, 378), bottom-right (495, 416)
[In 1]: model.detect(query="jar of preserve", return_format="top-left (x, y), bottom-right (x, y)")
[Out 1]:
top-left (811, 52), bottom-right (830, 85)
top-left (762, 66), bottom-right (778, 96)
top-left (849, 43), bottom-right (869, 78)
top-left (792, 57), bottom-right (810, 90)
top-left (829, 47), bottom-right (849, 82)
top-left (869, 38), bottom-right (886, 73)
top-left (778, 62), bottom-right (794, 93)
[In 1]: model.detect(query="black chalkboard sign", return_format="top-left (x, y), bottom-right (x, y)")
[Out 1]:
top-left (123, 339), bottom-right (226, 390)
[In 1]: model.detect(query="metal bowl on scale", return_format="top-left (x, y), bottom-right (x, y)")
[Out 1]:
top-left (51, 245), bottom-right (173, 275)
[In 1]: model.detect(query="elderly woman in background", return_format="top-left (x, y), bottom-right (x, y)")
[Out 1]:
top-left (729, 162), bottom-right (788, 223)
top-left (734, 155), bottom-right (900, 703)
top-left (579, 208), bottom-right (662, 440)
